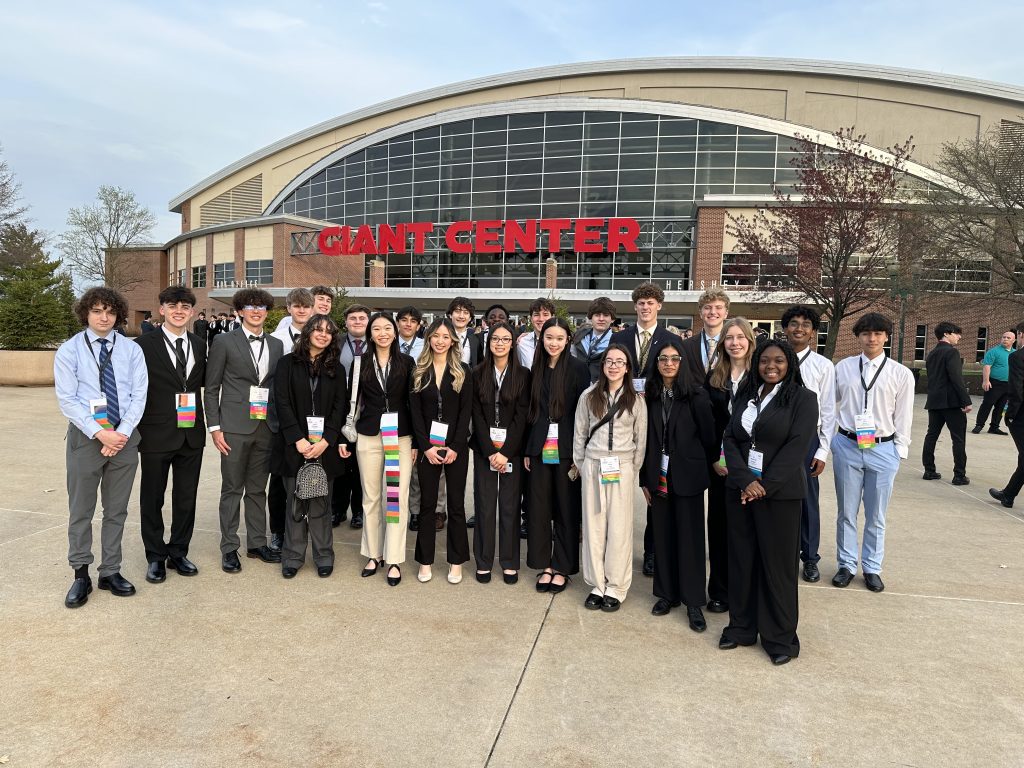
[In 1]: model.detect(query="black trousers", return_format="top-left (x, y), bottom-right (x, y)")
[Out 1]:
top-left (651, 492), bottom-right (706, 607)
top-left (139, 446), bottom-right (203, 562)
top-left (707, 470), bottom-right (728, 603)
top-left (415, 450), bottom-right (470, 565)
top-left (799, 439), bottom-right (821, 564)
top-left (526, 457), bottom-right (581, 575)
top-left (1003, 419), bottom-right (1024, 500)
top-left (332, 453), bottom-right (363, 518)
top-left (268, 475), bottom-right (286, 535)
top-left (722, 489), bottom-right (801, 658)
top-left (472, 452), bottom-right (522, 571)
top-left (922, 407), bottom-right (967, 476)
top-left (976, 380), bottom-right (1009, 429)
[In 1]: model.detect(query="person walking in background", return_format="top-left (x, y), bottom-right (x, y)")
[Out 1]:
top-left (192, 311), bottom-right (209, 341)
top-left (989, 323), bottom-right (1024, 509)
top-left (973, 329), bottom-right (1015, 435)
top-left (922, 322), bottom-right (972, 485)
top-left (140, 312), bottom-right (156, 334)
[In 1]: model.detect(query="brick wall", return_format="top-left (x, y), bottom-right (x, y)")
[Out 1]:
top-left (693, 207), bottom-right (726, 290)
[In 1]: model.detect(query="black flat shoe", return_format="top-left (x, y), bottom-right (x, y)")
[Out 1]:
top-left (651, 598), bottom-right (678, 616)
top-left (686, 606), bottom-right (707, 632)
top-left (864, 573), bottom-right (885, 592)
top-left (502, 571), bottom-right (518, 585)
top-left (719, 636), bottom-right (739, 650)
top-left (475, 571), bottom-right (491, 584)
top-left (989, 427), bottom-right (1009, 435)
top-left (146, 560), bottom-right (166, 584)
top-left (166, 555), bottom-right (198, 576)
top-left (832, 567), bottom-right (854, 588)
top-left (770, 654), bottom-right (792, 666)
top-left (318, 565), bottom-right (334, 578)
top-left (600, 596), bottom-right (621, 612)
top-left (535, 572), bottom-right (552, 593)
top-left (706, 599), bottom-right (728, 613)
top-left (222, 551), bottom-right (242, 573)
top-left (282, 566), bottom-right (298, 579)
top-left (386, 565), bottom-right (401, 586)
top-left (642, 552), bottom-right (655, 576)
top-left (519, 523), bottom-right (528, 539)
top-left (65, 576), bottom-right (92, 608)
top-left (990, 488), bottom-right (1014, 508)
top-left (584, 593), bottom-right (604, 610)
top-left (466, 515), bottom-right (476, 529)
top-left (802, 561), bottom-right (821, 583)
top-left (350, 514), bottom-right (364, 529)
top-left (331, 510), bottom-right (346, 527)
top-left (361, 559), bottom-right (381, 577)
top-left (98, 573), bottom-right (136, 597)
top-left (971, 425), bottom-right (983, 434)
top-left (408, 514), bottom-right (419, 531)
top-left (247, 546), bottom-right (281, 564)
top-left (548, 574), bottom-right (569, 594)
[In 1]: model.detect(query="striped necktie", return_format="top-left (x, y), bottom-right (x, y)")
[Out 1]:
top-left (639, 330), bottom-right (652, 371)
top-left (97, 338), bottom-right (120, 426)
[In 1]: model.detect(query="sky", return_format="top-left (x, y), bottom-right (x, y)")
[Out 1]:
top-left (2, 0), bottom-right (1024, 246)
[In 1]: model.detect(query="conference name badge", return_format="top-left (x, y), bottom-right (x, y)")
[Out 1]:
top-left (600, 455), bottom-right (621, 485)
top-left (718, 442), bottom-right (726, 468)
top-left (489, 426), bottom-right (507, 450)
top-left (632, 377), bottom-right (646, 393)
top-left (747, 448), bottom-right (764, 478)
top-left (542, 423), bottom-right (559, 464)
top-left (429, 420), bottom-right (449, 447)
top-left (175, 392), bottom-right (196, 429)
top-left (89, 397), bottom-right (113, 430)
top-left (306, 416), bottom-right (325, 443)
top-left (249, 386), bottom-right (269, 420)
top-left (854, 412), bottom-right (877, 449)
top-left (658, 453), bottom-right (669, 496)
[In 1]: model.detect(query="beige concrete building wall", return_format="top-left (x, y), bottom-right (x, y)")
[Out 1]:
top-left (212, 232), bottom-right (233, 264)
top-left (243, 226), bottom-right (274, 263)
top-left (191, 236), bottom-right (208, 268)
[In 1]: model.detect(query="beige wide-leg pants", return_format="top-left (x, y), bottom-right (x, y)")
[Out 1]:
top-left (581, 456), bottom-right (635, 602)
top-left (357, 433), bottom-right (413, 565)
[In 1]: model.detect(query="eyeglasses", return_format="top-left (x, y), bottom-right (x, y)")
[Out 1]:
top-left (242, 305), bottom-right (268, 312)
top-left (490, 336), bottom-right (513, 344)
top-left (657, 355), bottom-right (682, 364)
top-left (604, 359), bottom-right (628, 368)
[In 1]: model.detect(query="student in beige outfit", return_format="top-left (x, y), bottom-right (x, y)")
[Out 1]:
top-left (573, 343), bottom-right (648, 612)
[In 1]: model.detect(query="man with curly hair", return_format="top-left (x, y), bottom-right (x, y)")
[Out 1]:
top-left (55, 286), bottom-right (148, 608)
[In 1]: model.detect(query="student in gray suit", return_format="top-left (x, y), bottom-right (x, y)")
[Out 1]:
top-left (204, 288), bottom-right (283, 573)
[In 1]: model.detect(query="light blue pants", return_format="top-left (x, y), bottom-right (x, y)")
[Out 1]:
top-left (831, 434), bottom-right (900, 575)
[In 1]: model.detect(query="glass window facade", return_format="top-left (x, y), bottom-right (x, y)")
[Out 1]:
top-left (213, 262), bottom-right (235, 288)
top-left (246, 259), bottom-right (274, 285)
top-left (275, 111), bottom-right (806, 290)
top-left (191, 264), bottom-right (207, 288)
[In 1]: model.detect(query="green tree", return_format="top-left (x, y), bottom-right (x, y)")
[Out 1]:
top-left (0, 224), bottom-right (76, 349)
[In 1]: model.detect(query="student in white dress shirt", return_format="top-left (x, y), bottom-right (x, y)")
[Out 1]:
top-left (831, 313), bottom-right (914, 594)
top-left (396, 305), bottom-right (424, 361)
top-left (782, 305), bottom-right (836, 584)
top-left (516, 297), bottom-right (555, 369)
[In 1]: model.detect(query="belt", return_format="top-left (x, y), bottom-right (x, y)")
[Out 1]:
top-left (838, 427), bottom-right (894, 443)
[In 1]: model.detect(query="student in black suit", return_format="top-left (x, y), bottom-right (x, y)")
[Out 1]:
top-left (720, 339), bottom-right (818, 666)
top-left (448, 296), bottom-right (483, 366)
top-left (922, 321), bottom-right (972, 484)
top-left (140, 312), bottom-right (157, 335)
top-left (641, 335), bottom-right (717, 631)
top-left (680, 288), bottom-right (730, 384)
top-left (990, 322), bottom-right (1024, 508)
top-left (192, 312), bottom-right (209, 341)
top-left (135, 286), bottom-right (207, 584)
top-left (610, 281), bottom-right (675, 576)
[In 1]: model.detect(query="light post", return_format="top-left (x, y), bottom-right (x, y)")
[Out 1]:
top-left (887, 260), bottom-right (923, 364)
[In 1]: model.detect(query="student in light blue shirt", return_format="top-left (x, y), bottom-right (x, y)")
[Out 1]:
top-left (54, 286), bottom-right (148, 609)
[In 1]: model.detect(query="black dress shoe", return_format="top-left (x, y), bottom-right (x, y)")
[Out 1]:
top-left (408, 514), bottom-right (419, 532)
top-left (535, 572), bottom-right (552, 593)
top-left (651, 598), bottom-right (678, 616)
top-left (434, 514), bottom-right (444, 531)
top-left (971, 425), bottom-right (983, 434)
top-left (600, 596), bottom-right (621, 612)
top-left (65, 577), bottom-right (92, 608)
top-left (166, 555), bottom-right (199, 576)
top-left (385, 565), bottom-right (400, 586)
top-left (584, 593), bottom-right (604, 610)
top-left (706, 599), bottom-right (728, 613)
top-left (466, 515), bottom-right (476, 529)
top-left (350, 514), bottom-right (364, 529)
top-left (282, 566), bottom-right (298, 579)
top-left (864, 573), bottom-right (885, 592)
top-left (832, 567), bottom-right (854, 587)
top-left (222, 551), bottom-right (242, 573)
top-left (247, 545), bottom-right (282, 564)
top-left (642, 552), bottom-right (655, 577)
top-left (519, 523), bottom-right (528, 539)
top-left (686, 606), bottom-right (707, 632)
top-left (475, 571), bottom-right (491, 584)
top-left (548, 574), bottom-right (569, 594)
top-left (770, 653), bottom-right (792, 666)
top-left (719, 636), bottom-right (739, 650)
top-left (989, 488), bottom-right (1014, 508)
top-left (269, 533), bottom-right (283, 552)
top-left (503, 571), bottom-right (518, 585)
top-left (952, 475), bottom-right (970, 486)
top-left (989, 427), bottom-right (1009, 435)
top-left (146, 560), bottom-right (166, 583)
top-left (922, 470), bottom-right (942, 480)
top-left (98, 573), bottom-right (136, 596)
top-left (331, 510), bottom-right (346, 527)
top-left (802, 561), bottom-right (821, 583)
top-left (318, 565), bottom-right (334, 578)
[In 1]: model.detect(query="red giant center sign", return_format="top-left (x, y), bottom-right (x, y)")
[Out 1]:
top-left (316, 218), bottom-right (641, 256)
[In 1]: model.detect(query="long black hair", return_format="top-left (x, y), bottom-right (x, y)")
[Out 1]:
top-left (360, 312), bottom-right (409, 388)
top-left (736, 338), bottom-right (805, 407)
top-left (586, 343), bottom-right (639, 418)
top-left (294, 313), bottom-right (340, 378)
top-left (644, 334), bottom-right (696, 402)
top-left (473, 321), bottom-right (527, 407)
top-left (528, 317), bottom-right (573, 422)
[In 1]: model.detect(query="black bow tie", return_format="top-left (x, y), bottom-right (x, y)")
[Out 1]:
top-left (248, 335), bottom-right (264, 342)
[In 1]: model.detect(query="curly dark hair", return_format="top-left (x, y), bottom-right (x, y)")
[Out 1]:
top-left (75, 287), bottom-right (129, 327)
top-left (736, 338), bottom-right (805, 408)
top-left (781, 304), bottom-right (821, 331)
top-left (631, 282), bottom-right (665, 304)
top-left (231, 288), bottom-right (275, 312)
top-left (293, 314), bottom-right (341, 378)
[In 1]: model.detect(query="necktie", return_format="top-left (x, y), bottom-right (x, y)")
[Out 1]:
top-left (401, 341), bottom-right (411, 355)
top-left (353, 339), bottom-right (364, 355)
top-left (639, 330), bottom-right (652, 371)
top-left (97, 339), bottom-right (120, 426)
top-left (174, 338), bottom-right (186, 380)
top-left (706, 336), bottom-right (718, 373)
top-left (248, 334), bottom-right (263, 342)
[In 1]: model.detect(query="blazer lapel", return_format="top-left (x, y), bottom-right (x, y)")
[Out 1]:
top-left (233, 329), bottom-right (258, 383)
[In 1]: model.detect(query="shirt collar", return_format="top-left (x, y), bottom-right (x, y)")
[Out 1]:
top-left (162, 325), bottom-right (185, 343)
top-left (860, 352), bottom-right (885, 368)
top-left (85, 328), bottom-right (113, 345)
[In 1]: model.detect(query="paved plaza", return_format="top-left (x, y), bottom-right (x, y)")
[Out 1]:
top-left (1, 386), bottom-right (1023, 767)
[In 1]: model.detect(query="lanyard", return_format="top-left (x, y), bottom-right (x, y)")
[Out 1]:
top-left (660, 387), bottom-right (673, 452)
top-left (493, 366), bottom-right (507, 427)
top-left (796, 348), bottom-right (812, 368)
top-left (606, 388), bottom-right (621, 451)
top-left (83, 332), bottom-right (116, 388)
top-left (289, 330), bottom-right (300, 346)
top-left (247, 335), bottom-right (266, 377)
top-left (859, 356), bottom-right (888, 412)
top-left (749, 385), bottom-right (771, 449)
top-left (347, 337), bottom-right (364, 358)
top-left (309, 376), bottom-right (320, 416)
top-left (434, 369), bottom-right (444, 422)
top-left (161, 331), bottom-right (191, 389)
top-left (373, 355), bottom-right (391, 412)
top-left (586, 329), bottom-right (611, 360)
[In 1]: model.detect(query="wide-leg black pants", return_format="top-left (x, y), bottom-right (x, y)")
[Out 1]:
top-left (651, 492), bottom-right (706, 608)
top-left (525, 457), bottom-right (580, 575)
top-left (415, 450), bottom-right (470, 565)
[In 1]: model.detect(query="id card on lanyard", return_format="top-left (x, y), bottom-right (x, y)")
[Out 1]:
top-left (491, 366), bottom-right (507, 450)
top-left (249, 386), bottom-right (269, 419)
top-left (90, 398), bottom-right (113, 430)
top-left (658, 388), bottom-right (672, 495)
top-left (600, 455), bottom-right (621, 484)
top-left (542, 423), bottom-right (559, 463)
top-left (747, 390), bottom-right (768, 478)
top-left (429, 378), bottom-right (448, 447)
top-left (176, 393), bottom-right (197, 428)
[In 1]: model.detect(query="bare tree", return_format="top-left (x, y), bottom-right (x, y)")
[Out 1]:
top-left (58, 185), bottom-right (157, 291)
top-left (727, 128), bottom-right (916, 357)
top-left (0, 143), bottom-right (28, 226)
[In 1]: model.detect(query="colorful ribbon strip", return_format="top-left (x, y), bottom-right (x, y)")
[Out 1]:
top-left (382, 425), bottom-right (401, 524)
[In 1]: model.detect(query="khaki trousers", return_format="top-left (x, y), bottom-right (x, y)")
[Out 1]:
top-left (580, 456), bottom-right (635, 602)
top-left (357, 433), bottom-right (412, 565)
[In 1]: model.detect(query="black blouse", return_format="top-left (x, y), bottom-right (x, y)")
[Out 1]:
top-left (409, 363), bottom-right (474, 452)
top-left (355, 352), bottom-right (415, 437)
top-left (524, 356), bottom-right (590, 458)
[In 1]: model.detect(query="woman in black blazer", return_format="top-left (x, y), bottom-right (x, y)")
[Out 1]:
top-left (524, 317), bottom-right (590, 594)
top-left (410, 318), bottom-right (474, 585)
top-left (641, 335), bottom-right (717, 631)
top-left (720, 339), bottom-right (818, 666)
top-left (272, 314), bottom-right (349, 579)
top-left (470, 322), bottom-right (530, 584)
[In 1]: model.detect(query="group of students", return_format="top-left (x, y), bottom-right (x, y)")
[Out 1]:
top-left (54, 280), bottom-right (915, 667)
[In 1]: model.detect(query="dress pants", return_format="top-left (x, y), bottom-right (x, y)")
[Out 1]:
top-left (722, 489), bottom-right (801, 657)
top-left (580, 457), bottom-right (635, 602)
top-left (267, 474), bottom-right (286, 535)
top-left (651, 491), bottom-right (707, 608)
top-left (526, 457), bottom-right (581, 575)
top-left (357, 433), bottom-right (412, 565)
top-left (1001, 419), bottom-right (1024, 500)
top-left (217, 423), bottom-right (272, 554)
top-left (922, 408), bottom-right (967, 476)
top-left (66, 426), bottom-right (140, 577)
top-left (799, 440), bottom-right (821, 565)
top-left (832, 434), bottom-right (900, 575)
top-left (414, 450), bottom-right (470, 565)
top-left (139, 444), bottom-right (203, 562)
top-left (707, 470), bottom-right (728, 603)
top-left (976, 380), bottom-right (1009, 429)
top-left (472, 452), bottom-right (522, 571)
top-left (332, 453), bottom-right (363, 519)
top-left (282, 477), bottom-right (333, 569)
